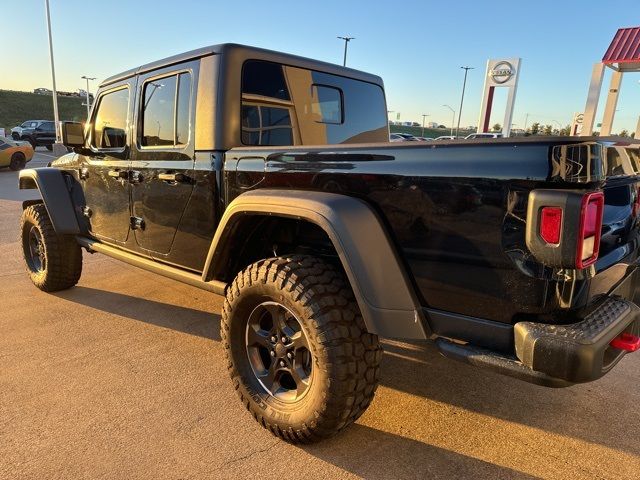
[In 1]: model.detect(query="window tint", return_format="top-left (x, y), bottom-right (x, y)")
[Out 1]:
top-left (141, 72), bottom-right (191, 147)
top-left (142, 75), bottom-right (177, 146)
top-left (242, 61), bottom-right (290, 100)
top-left (311, 85), bottom-right (342, 124)
top-left (93, 88), bottom-right (129, 149)
top-left (42, 122), bottom-right (55, 132)
top-left (176, 72), bottom-right (191, 145)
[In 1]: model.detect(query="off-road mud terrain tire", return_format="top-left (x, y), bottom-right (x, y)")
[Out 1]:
top-left (222, 255), bottom-right (382, 443)
top-left (20, 204), bottom-right (82, 292)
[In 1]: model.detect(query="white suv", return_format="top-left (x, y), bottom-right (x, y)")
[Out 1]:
top-left (465, 132), bottom-right (503, 139)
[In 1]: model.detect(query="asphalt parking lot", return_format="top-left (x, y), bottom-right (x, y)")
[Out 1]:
top-left (1, 150), bottom-right (640, 479)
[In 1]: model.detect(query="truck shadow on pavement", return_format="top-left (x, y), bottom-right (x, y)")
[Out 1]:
top-left (306, 424), bottom-right (537, 480)
top-left (52, 286), bottom-right (640, 462)
top-left (377, 340), bottom-right (640, 458)
top-left (53, 286), bottom-right (222, 341)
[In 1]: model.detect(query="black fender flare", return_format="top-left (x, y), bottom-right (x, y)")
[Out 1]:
top-left (202, 189), bottom-right (428, 340)
top-left (18, 168), bottom-right (81, 235)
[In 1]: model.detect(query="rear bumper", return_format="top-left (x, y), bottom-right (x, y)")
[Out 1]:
top-left (514, 296), bottom-right (640, 383)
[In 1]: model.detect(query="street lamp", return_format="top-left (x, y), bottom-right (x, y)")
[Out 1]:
top-left (44, 0), bottom-right (63, 153)
top-left (337, 36), bottom-right (355, 66)
top-left (456, 66), bottom-right (474, 138)
top-left (421, 114), bottom-right (429, 137)
top-left (443, 105), bottom-right (455, 136)
top-left (81, 76), bottom-right (96, 120)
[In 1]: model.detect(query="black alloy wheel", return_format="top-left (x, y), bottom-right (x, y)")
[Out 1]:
top-left (245, 301), bottom-right (313, 402)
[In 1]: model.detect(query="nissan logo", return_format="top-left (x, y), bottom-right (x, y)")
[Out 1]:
top-left (489, 61), bottom-right (515, 84)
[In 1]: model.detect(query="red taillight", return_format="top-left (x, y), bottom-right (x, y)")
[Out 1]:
top-left (576, 192), bottom-right (604, 269)
top-left (540, 207), bottom-right (562, 244)
top-left (610, 333), bottom-right (640, 352)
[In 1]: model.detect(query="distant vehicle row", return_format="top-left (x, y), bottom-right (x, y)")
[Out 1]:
top-left (390, 132), bottom-right (503, 142)
top-left (10, 120), bottom-right (57, 150)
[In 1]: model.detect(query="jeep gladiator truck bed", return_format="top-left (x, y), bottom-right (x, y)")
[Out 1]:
top-left (18, 43), bottom-right (640, 443)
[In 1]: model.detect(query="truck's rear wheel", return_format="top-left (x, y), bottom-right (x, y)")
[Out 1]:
top-left (20, 204), bottom-right (82, 292)
top-left (222, 255), bottom-right (382, 443)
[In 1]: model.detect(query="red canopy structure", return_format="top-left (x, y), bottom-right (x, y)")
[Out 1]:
top-left (580, 27), bottom-right (640, 137)
top-left (602, 27), bottom-right (640, 70)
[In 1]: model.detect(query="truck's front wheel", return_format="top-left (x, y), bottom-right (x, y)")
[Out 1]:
top-left (222, 255), bottom-right (382, 443)
top-left (20, 204), bottom-right (82, 292)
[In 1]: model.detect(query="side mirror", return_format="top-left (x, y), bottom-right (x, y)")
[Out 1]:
top-left (61, 121), bottom-right (85, 147)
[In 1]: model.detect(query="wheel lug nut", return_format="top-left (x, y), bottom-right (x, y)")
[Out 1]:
top-left (270, 350), bottom-right (275, 357)
top-left (271, 336), bottom-right (277, 342)
top-left (281, 337), bottom-right (287, 343)
top-left (287, 352), bottom-right (292, 359)
top-left (279, 360), bottom-right (285, 367)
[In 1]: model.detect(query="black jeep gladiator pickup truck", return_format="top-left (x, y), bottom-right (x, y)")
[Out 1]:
top-left (18, 43), bottom-right (640, 443)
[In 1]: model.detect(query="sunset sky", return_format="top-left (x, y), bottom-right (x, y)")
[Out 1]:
top-left (2, 0), bottom-right (639, 132)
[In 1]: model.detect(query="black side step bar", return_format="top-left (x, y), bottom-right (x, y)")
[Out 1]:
top-left (76, 236), bottom-right (226, 296)
top-left (435, 338), bottom-right (572, 388)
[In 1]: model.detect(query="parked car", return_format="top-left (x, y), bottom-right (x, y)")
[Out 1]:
top-left (11, 120), bottom-right (47, 140)
top-left (20, 121), bottom-right (56, 150)
top-left (0, 136), bottom-right (34, 170)
top-left (415, 136), bottom-right (434, 141)
top-left (389, 133), bottom-right (405, 142)
top-left (394, 132), bottom-right (419, 141)
top-left (18, 43), bottom-right (640, 445)
top-left (434, 135), bottom-right (462, 140)
top-left (465, 132), bottom-right (503, 139)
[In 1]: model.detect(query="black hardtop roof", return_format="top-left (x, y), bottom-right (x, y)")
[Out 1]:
top-left (100, 43), bottom-right (384, 88)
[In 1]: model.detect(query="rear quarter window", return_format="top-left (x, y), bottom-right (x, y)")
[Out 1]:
top-left (241, 60), bottom-right (387, 146)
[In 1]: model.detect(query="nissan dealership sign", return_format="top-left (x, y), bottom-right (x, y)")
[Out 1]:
top-left (486, 58), bottom-right (520, 87)
top-left (489, 61), bottom-right (515, 84)
top-left (477, 57), bottom-right (522, 137)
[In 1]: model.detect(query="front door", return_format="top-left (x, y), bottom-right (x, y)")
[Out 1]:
top-left (130, 65), bottom-right (196, 256)
top-left (78, 83), bottom-right (133, 245)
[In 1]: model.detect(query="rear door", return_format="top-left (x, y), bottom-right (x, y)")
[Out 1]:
top-left (129, 62), bottom-right (197, 256)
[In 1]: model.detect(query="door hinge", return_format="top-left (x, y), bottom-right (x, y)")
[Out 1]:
top-left (130, 216), bottom-right (145, 230)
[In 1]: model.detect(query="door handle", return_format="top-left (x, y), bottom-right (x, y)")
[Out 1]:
top-left (107, 169), bottom-right (127, 179)
top-left (158, 172), bottom-right (188, 183)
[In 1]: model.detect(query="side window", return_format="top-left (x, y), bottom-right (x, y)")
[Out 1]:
top-left (241, 60), bottom-right (294, 146)
top-left (141, 72), bottom-right (191, 148)
top-left (176, 73), bottom-right (191, 145)
top-left (92, 88), bottom-right (129, 149)
top-left (241, 60), bottom-right (387, 146)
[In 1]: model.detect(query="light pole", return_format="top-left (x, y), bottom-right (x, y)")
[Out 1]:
top-left (456, 66), bottom-right (474, 138)
top-left (45, 0), bottom-right (63, 152)
top-left (421, 114), bottom-right (429, 137)
top-left (387, 110), bottom-right (394, 125)
top-left (443, 104), bottom-right (455, 136)
top-left (337, 36), bottom-right (355, 66)
top-left (81, 76), bottom-right (96, 120)
top-left (524, 113), bottom-right (530, 131)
